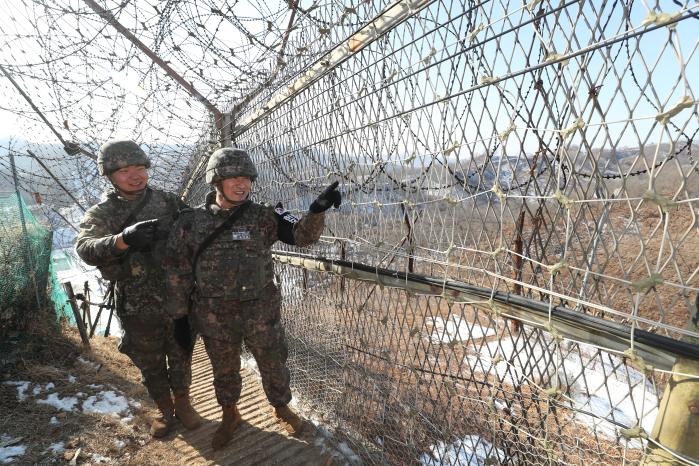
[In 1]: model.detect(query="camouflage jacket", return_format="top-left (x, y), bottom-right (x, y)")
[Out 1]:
top-left (75, 187), bottom-right (187, 316)
top-left (164, 191), bottom-right (325, 333)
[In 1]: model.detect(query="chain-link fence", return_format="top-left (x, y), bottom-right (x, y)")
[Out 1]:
top-left (178, 1), bottom-right (699, 464)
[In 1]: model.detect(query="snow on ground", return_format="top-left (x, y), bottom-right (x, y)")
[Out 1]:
top-left (425, 315), bottom-right (496, 344)
top-left (336, 442), bottom-right (362, 464)
top-left (77, 356), bottom-right (101, 370)
top-left (37, 393), bottom-right (79, 412)
top-left (82, 391), bottom-right (130, 416)
top-left (0, 445), bottom-right (26, 465)
top-left (6, 377), bottom-right (139, 421)
top-left (464, 332), bottom-right (556, 387)
top-left (4, 374), bottom-right (142, 461)
top-left (419, 434), bottom-right (506, 466)
top-left (46, 442), bottom-right (65, 454)
top-left (310, 422), bottom-right (362, 465)
top-left (32, 383), bottom-right (55, 396)
top-left (464, 332), bottom-right (659, 444)
top-left (2, 382), bottom-right (30, 402)
top-left (560, 349), bottom-right (658, 445)
top-left (241, 354), bottom-right (259, 372)
top-left (91, 453), bottom-right (113, 463)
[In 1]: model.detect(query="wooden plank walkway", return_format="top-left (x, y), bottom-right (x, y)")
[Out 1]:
top-left (169, 342), bottom-right (332, 465)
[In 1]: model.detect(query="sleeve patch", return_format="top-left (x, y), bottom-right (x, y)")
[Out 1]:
top-left (274, 206), bottom-right (299, 224)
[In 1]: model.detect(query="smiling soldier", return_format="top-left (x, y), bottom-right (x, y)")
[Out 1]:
top-left (164, 147), bottom-right (341, 450)
top-left (75, 139), bottom-right (203, 438)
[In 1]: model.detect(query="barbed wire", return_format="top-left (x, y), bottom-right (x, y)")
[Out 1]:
top-left (2, 0), bottom-right (699, 465)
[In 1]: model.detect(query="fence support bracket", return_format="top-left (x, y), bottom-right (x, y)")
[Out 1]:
top-left (642, 306), bottom-right (699, 465)
top-left (641, 357), bottom-right (699, 464)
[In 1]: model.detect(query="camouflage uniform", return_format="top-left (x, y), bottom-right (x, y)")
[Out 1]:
top-left (165, 190), bottom-right (324, 407)
top-left (76, 184), bottom-right (192, 401)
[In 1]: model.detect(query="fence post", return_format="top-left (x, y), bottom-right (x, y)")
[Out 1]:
top-left (62, 282), bottom-right (91, 347)
top-left (641, 297), bottom-right (699, 465)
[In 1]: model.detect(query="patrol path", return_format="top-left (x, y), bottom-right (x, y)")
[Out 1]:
top-left (168, 341), bottom-right (332, 465)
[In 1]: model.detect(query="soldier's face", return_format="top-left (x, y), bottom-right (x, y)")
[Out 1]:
top-left (221, 176), bottom-right (252, 203)
top-left (109, 165), bottom-right (148, 194)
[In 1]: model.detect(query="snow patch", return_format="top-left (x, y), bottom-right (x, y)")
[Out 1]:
top-left (467, 335), bottom-right (659, 444)
top-left (113, 440), bottom-right (126, 449)
top-left (3, 381), bottom-right (30, 402)
top-left (0, 436), bottom-right (26, 465)
top-left (426, 316), bottom-right (495, 344)
top-left (0, 445), bottom-right (26, 464)
top-left (77, 356), bottom-right (100, 370)
top-left (37, 393), bottom-right (78, 411)
top-left (91, 453), bottom-right (112, 463)
top-left (420, 435), bottom-right (505, 466)
top-left (82, 391), bottom-right (130, 416)
top-left (335, 442), bottom-right (361, 464)
top-left (563, 350), bottom-right (659, 444)
top-left (49, 417), bottom-right (59, 425)
top-left (67, 375), bottom-right (76, 383)
top-left (46, 442), bottom-right (65, 454)
top-left (242, 355), bottom-right (259, 372)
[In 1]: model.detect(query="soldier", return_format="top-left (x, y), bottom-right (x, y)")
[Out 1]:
top-left (75, 139), bottom-right (203, 438)
top-left (165, 147), bottom-right (341, 450)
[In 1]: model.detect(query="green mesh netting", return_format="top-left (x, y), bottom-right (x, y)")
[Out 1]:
top-left (0, 193), bottom-right (60, 329)
top-left (48, 260), bottom-right (72, 324)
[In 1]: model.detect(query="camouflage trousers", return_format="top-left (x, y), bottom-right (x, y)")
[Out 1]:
top-left (202, 306), bottom-right (291, 408)
top-left (118, 314), bottom-right (193, 400)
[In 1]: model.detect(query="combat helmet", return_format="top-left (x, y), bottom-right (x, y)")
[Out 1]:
top-left (205, 147), bottom-right (258, 184)
top-left (97, 139), bottom-right (151, 176)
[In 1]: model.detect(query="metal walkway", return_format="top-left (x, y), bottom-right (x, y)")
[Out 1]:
top-left (169, 342), bottom-right (332, 466)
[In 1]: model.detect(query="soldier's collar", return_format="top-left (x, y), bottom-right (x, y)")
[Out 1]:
top-left (108, 186), bottom-right (150, 202)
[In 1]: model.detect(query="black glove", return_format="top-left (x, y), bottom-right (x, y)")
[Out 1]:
top-left (173, 317), bottom-right (194, 352)
top-left (309, 181), bottom-right (342, 213)
top-left (121, 219), bottom-right (159, 249)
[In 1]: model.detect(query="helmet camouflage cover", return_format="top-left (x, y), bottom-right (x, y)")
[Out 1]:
top-left (205, 147), bottom-right (258, 184)
top-left (97, 139), bottom-right (151, 176)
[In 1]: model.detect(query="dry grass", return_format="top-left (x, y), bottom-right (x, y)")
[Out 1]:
top-left (0, 313), bottom-right (180, 465)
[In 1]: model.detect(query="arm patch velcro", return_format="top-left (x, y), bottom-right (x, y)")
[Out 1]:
top-left (274, 206), bottom-right (299, 224)
top-left (274, 204), bottom-right (298, 245)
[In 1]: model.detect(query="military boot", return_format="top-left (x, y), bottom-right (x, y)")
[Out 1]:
top-left (211, 405), bottom-right (241, 450)
top-left (274, 405), bottom-right (305, 436)
top-left (151, 394), bottom-right (175, 438)
top-left (173, 389), bottom-right (203, 430)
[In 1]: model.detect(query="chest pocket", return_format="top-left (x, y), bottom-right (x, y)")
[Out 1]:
top-left (195, 224), bottom-right (266, 301)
